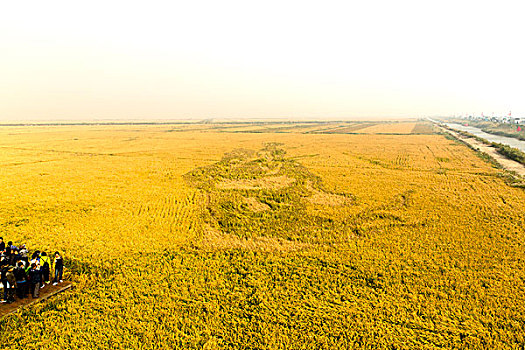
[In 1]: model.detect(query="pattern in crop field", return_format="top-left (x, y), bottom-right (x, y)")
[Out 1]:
top-left (135, 192), bottom-right (198, 225)
top-left (184, 143), bottom-right (355, 243)
top-left (0, 123), bottom-right (524, 349)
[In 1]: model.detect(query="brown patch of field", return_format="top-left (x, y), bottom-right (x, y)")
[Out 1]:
top-left (216, 175), bottom-right (295, 190)
top-left (312, 124), bottom-right (355, 133)
top-left (301, 123), bottom-right (346, 133)
top-left (359, 123), bottom-right (417, 134)
top-left (270, 124), bottom-right (330, 133)
top-left (335, 123), bottom-right (378, 133)
top-left (411, 122), bottom-right (435, 134)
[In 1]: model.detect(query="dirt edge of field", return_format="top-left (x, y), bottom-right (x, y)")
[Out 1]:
top-left (437, 125), bottom-right (525, 177)
top-left (0, 282), bottom-right (72, 318)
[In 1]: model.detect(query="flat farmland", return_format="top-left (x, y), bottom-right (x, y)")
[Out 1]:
top-left (0, 122), bottom-right (524, 349)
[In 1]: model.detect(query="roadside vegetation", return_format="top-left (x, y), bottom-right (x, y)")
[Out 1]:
top-left (492, 143), bottom-right (525, 166)
top-left (442, 124), bottom-right (525, 167)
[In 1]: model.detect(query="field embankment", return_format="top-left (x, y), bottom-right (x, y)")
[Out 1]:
top-left (437, 125), bottom-right (525, 177)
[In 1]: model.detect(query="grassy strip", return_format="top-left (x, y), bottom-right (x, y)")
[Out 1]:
top-left (492, 143), bottom-right (525, 166)
top-left (484, 129), bottom-right (525, 141)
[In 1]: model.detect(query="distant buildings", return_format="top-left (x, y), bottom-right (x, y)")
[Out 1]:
top-left (511, 117), bottom-right (525, 125)
top-left (457, 113), bottom-right (523, 125)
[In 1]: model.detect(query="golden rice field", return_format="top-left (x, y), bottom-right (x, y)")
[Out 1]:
top-left (0, 121), bottom-right (524, 349)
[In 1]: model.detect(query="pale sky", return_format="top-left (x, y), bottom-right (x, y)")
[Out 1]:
top-left (1, 0), bottom-right (524, 121)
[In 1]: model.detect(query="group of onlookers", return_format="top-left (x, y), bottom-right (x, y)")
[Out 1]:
top-left (0, 237), bottom-right (64, 304)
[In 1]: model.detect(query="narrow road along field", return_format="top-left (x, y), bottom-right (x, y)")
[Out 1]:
top-left (438, 125), bottom-right (525, 176)
top-left (0, 282), bottom-right (72, 318)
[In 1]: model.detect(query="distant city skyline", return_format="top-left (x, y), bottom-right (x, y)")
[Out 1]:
top-left (1, 0), bottom-right (524, 121)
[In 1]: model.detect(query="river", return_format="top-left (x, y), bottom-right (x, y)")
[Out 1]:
top-left (443, 123), bottom-right (525, 152)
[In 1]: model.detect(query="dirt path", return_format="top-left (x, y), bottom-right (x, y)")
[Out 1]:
top-left (438, 126), bottom-right (525, 176)
top-left (0, 282), bottom-right (72, 318)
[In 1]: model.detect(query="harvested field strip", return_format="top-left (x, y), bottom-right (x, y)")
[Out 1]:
top-left (311, 124), bottom-right (358, 134)
top-left (272, 124), bottom-right (334, 133)
top-left (303, 124), bottom-right (351, 133)
top-left (307, 123), bottom-right (378, 133)
top-left (411, 122), bottom-right (435, 134)
top-left (337, 123), bottom-right (378, 132)
top-left (359, 122), bottom-right (417, 134)
top-left (244, 123), bottom-right (319, 133)
top-left (361, 123), bottom-right (416, 134)
top-left (225, 123), bottom-right (336, 133)
top-left (294, 124), bottom-right (342, 133)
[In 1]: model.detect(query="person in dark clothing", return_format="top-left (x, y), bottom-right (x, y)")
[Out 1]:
top-left (0, 253), bottom-right (7, 268)
top-left (5, 267), bottom-right (16, 303)
top-left (14, 261), bottom-right (28, 299)
top-left (4, 242), bottom-right (12, 266)
top-left (53, 252), bottom-right (64, 285)
top-left (0, 237), bottom-right (5, 253)
top-left (28, 263), bottom-right (42, 298)
top-left (1, 266), bottom-right (8, 302)
top-left (6, 242), bottom-right (18, 266)
top-left (10, 246), bottom-right (19, 266)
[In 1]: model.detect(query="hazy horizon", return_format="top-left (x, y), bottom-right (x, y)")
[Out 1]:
top-left (1, 0), bottom-right (524, 121)
top-left (0, 116), bottom-right (422, 123)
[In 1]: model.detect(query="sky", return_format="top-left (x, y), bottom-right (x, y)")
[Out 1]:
top-left (1, 0), bottom-right (524, 121)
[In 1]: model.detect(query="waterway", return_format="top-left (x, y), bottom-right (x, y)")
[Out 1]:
top-left (444, 123), bottom-right (525, 152)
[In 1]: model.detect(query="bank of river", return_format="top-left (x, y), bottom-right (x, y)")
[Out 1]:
top-left (429, 121), bottom-right (525, 177)
top-left (444, 123), bottom-right (525, 152)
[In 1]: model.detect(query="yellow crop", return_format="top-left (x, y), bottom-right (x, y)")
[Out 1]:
top-left (0, 121), bottom-right (524, 349)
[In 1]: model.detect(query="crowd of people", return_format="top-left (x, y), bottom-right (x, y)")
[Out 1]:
top-left (0, 237), bottom-right (64, 304)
